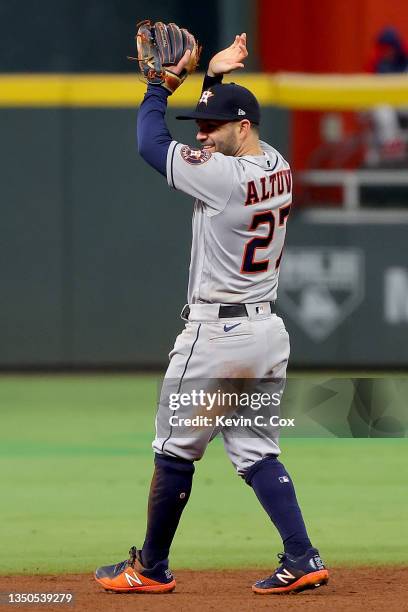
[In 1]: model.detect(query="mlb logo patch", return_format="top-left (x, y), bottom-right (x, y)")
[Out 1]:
top-left (279, 476), bottom-right (289, 483)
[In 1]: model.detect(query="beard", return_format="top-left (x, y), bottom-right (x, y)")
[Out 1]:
top-left (215, 130), bottom-right (240, 156)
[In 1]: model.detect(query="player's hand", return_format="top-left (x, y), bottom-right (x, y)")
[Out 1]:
top-left (207, 33), bottom-right (248, 77)
top-left (167, 49), bottom-right (192, 76)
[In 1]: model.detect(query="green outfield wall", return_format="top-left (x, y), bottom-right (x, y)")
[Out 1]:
top-left (1, 104), bottom-right (407, 368)
top-left (279, 216), bottom-right (408, 367)
top-left (0, 106), bottom-right (290, 367)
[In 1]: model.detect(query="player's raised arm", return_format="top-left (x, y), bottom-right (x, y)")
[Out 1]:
top-left (202, 33), bottom-right (248, 91)
top-left (166, 33), bottom-right (258, 211)
top-left (134, 21), bottom-right (200, 176)
top-left (209, 33), bottom-right (248, 77)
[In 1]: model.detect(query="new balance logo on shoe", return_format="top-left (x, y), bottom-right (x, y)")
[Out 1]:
top-left (125, 571), bottom-right (142, 586)
top-left (252, 548), bottom-right (329, 594)
top-left (95, 545), bottom-right (176, 594)
top-left (275, 568), bottom-right (296, 584)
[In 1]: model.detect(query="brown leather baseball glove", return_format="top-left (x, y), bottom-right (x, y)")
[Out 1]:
top-left (133, 20), bottom-right (201, 94)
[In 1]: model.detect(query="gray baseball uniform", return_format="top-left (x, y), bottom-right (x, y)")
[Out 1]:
top-left (153, 139), bottom-right (292, 474)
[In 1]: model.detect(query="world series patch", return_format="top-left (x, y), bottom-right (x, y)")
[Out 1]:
top-left (180, 145), bottom-right (212, 165)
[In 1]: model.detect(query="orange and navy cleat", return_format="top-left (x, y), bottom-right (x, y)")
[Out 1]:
top-left (95, 546), bottom-right (176, 594)
top-left (252, 548), bottom-right (329, 595)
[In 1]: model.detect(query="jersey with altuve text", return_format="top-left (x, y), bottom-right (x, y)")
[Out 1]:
top-left (166, 140), bottom-right (292, 304)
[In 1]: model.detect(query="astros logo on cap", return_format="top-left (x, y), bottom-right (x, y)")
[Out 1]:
top-left (198, 90), bottom-right (214, 105)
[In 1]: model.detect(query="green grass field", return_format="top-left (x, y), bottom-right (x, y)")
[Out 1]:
top-left (0, 375), bottom-right (406, 574)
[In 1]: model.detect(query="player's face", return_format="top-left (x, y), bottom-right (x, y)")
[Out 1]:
top-left (196, 119), bottom-right (240, 156)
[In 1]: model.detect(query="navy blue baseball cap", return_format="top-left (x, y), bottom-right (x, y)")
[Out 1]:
top-left (176, 82), bottom-right (261, 125)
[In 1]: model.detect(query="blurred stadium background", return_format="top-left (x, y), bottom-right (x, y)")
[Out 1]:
top-left (1, 0), bottom-right (408, 371)
top-left (0, 0), bottom-right (407, 370)
top-left (0, 0), bottom-right (407, 579)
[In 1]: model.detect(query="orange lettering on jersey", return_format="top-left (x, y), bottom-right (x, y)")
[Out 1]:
top-left (284, 169), bottom-right (292, 192)
top-left (246, 171), bottom-right (292, 205)
top-left (245, 180), bottom-right (260, 205)
top-left (277, 171), bottom-right (285, 195)
top-left (275, 248), bottom-right (284, 270)
top-left (278, 203), bottom-right (292, 226)
top-left (260, 176), bottom-right (270, 201)
top-left (276, 202), bottom-right (292, 269)
top-left (269, 174), bottom-right (277, 196)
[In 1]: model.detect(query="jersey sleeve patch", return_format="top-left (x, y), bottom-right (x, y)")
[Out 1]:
top-left (180, 145), bottom-right (212, 165)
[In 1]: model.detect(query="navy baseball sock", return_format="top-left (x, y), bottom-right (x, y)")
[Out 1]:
top-left (141, 453), bottom-right (194, 568)
top-left (245, 456), bottom-right (312, 558)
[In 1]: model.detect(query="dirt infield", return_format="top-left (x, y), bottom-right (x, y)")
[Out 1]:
top-left (0, 568), bottom-right (407, 612)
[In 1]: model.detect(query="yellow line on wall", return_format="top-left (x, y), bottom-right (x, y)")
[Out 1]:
top-left (274, 73), bottom-right (408, 110)
top-left (1, 73), bottom-right (408, 109)
top-left (0, 74), bottom-right (273, 107)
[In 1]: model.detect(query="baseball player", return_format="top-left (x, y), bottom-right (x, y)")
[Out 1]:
top-left (95, 26), bottom-right (328, 595)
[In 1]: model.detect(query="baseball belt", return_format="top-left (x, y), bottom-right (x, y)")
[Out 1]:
top-left (181, 302), bottom-right (277, 320)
